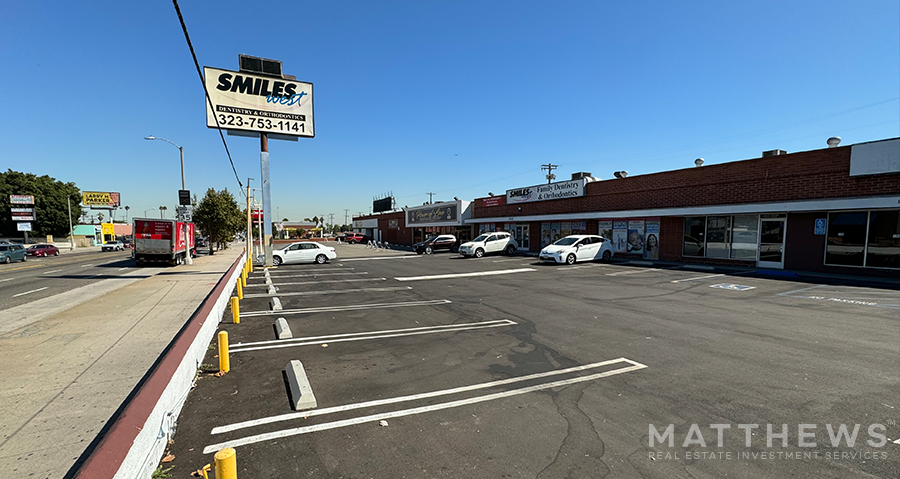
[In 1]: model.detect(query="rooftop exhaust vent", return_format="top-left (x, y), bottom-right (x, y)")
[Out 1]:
top-left (827, 137), bottom-right (842, 148)
top-left (613, 171), bottom-right (629, 178)
top-left (762, 149), bottom-right (787, 157)
top-left (571, 172), bottom-right (592, 180)
top-left (694, 158), bottom-right (704, 167)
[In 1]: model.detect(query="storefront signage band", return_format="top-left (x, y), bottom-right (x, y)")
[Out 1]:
top-left (408, 204), bottom-right (459, 225)
top-left (507, 178), bottom-right (586, 204)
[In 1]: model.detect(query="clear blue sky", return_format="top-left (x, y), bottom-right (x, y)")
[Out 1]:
top-left (3, 1), bottom-right (898, 223)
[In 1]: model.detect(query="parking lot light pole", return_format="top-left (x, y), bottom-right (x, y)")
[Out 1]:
top-left (145, 135), bottom-right (192, 265)
top-left (67, 195), bottom-right (75, 251)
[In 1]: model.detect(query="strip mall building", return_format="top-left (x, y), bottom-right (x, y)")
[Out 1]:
top-left (354, 138), bottom-right (900, 277)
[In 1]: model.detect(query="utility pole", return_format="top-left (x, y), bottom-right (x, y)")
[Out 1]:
top-left (246, 178), bottom-right (253, 260)
top-left (426, 192), bottom-right (435, 204)
top-left (67, 196), bottom-right (75, 251)
top-left (328, 213), bottom-right (334, 235)
top-left (541, 163), bottom-right (559, 184)
top-left (344, 209), bottom-right (349, 228)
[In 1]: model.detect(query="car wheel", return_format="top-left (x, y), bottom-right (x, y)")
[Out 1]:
top-left (425, 246), bottom-right (433, 254)
top-left (506, 245), bottom-right (516, 255)
top-left (475, 248), bottom-right (484, 258)
top-left (315, 254), bottom-right (327, 264)
top-left (273, 256), bottom-right (283, 266)
top-left (22, 255), bottom-right (27, 262)
top-left (566, 254), bottom-right (576, 265)
top-left (450, 245), bottom-right (459, 253)
top-left (4, 256), bottom-right (9, 264)
top-left (54, 251), bottom-right (59, 256)
top-left (602, 250), bottom-right (612, 261)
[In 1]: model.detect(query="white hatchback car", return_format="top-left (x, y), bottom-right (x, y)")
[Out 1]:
top-left (540, 235), bottom-right (614, 265)
top-left (272, 242), bottom-right (337, 265)
top-left (458, 232), bottom-right (519, 258)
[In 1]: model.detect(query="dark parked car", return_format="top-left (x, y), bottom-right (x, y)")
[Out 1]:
top-left (414, 234), bottom-right (459, 254)
top-left (26, 244), bottom-right (60, 257)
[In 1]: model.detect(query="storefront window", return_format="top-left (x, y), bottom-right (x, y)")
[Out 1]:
top-left (731, 215), bottom-right (759, 260)
top-left (705, 216), bottom-right (731, 258)
top-left (683, 217), bottom-right (705, 256)
top-left (866, 210), bottom-right (900, 269)
top-left (825, 212), bottom-right (868, 266)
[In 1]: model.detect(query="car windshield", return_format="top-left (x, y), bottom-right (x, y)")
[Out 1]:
top-left (472, 234), bottom-right (488, 242)
top-left (552, 237), bottom-right (579, 246)
top-left (423, 236), bottom-right (437, 243)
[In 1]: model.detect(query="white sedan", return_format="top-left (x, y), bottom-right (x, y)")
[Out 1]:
top-left (272, 242), bottom-right (337, 265)
top-left (539, 235), bottom-right (614, 265)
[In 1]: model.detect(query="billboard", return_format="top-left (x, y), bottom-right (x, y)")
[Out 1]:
top-left (373, 197), bottom-right (393, 213)
top-left (82, 191), bottom-right (121, 207)
top-left (204, 66), bottom-right (314, 138)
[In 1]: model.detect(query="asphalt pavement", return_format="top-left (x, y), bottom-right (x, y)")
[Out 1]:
top-left (165, 244), bottom-right (900, 479)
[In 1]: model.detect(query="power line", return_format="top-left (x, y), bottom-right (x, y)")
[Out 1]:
top-left (171, 0), bottom-right (244, 196)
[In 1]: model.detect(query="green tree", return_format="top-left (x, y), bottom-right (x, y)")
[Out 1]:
top-left (0, 169), bottom-right (82, 238)
top-left (193, 188), bottom-right (244, 254)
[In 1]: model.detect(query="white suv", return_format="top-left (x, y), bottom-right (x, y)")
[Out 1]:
top-left (458, 232), bottom-right (519, 258)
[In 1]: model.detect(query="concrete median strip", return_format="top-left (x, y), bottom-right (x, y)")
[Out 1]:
top-left (275, 318), bottom-right (292, 339)
top-left (285, 360), bottom-right (317, 411)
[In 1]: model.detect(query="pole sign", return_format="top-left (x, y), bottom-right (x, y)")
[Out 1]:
top-left (179, 190), bottom-right (191, 206)
top-left (203, 66), bottom-right (314, 138)
top-left (10, 195), bottom-right (34, 205)
top-left (176, 206), bottom-right (193, 222)
top-left (17, 222), bottom-right (32, 232)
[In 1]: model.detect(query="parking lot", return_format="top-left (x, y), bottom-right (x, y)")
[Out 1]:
top-left (169, 244), bottom-right (899, 478)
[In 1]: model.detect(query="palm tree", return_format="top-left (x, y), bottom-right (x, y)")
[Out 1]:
top-left (98, 212), bottom-right (105, 223)
top-left (125, 205), bottom-right (130, 223)
top-left (159, 205), bottom-right (167, 218)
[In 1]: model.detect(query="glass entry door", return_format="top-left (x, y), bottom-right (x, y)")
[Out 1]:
top-left (757, 218), bottom-right (786, 269)
top-left (515, 224), bottom-right (529, 250)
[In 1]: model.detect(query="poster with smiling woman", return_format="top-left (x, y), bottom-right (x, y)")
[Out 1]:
top-left (643, 219), bottom-right (660, 260)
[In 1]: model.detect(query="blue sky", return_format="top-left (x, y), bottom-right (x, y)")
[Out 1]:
top-left (3, 1), bottom-right (898, 223)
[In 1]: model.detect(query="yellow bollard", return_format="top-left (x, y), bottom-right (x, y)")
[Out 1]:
top-left (231, 296), bottom-right (240, 324)
top-left (214, 447), bottom-right (237, 479)
top-left (236, 278), bottom-right (243, 300)
top-left (241, 268), bottom-right (247, 287)
top-left (247, 255), bottom-right (253, 273)
top-left (218, 331), bottom-right (230, 372)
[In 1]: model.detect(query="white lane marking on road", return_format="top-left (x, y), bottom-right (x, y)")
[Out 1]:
top-left (777, 285), bottom-right (827, 296)
top-left (0, 278), bottom-right (13, 283)
top-left (212, 357), bottom-right (632, 435)
top-left (671, 274), bottom-right (724, 283)
top-left (244, 286), bottom-right (412, 299)
top-left (42, 269), bottom-right (62, 275)
top-left (240, 299), bottom-right (452, 318)
top-left (80, 264), bottom-right (94, 268)
top-left (339, 255), bottom-right (421, 262)
top-left (395, 268), bottom-right (536, 282)
top-left (245, 278), bottom-right (386, 288)
top-left (204, 359), bottom-right (648, 452)
top-left (12, 287), bottom-right (48, 298)
top-left (231, 320), bottom-right (517, 353)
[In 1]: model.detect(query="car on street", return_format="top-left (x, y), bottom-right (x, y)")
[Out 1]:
top-left (539, 234), bottom-right (614, 265)
top-left (272, 241), bottom-right (337, 265)
top-left (458, 232), bottom-right (518, 258)
top-left (102, 241), bottom-right (126, 252)
top-left (26, 244), bottom-right (60, 257)
top-left (414, 234), bottom-right (459, 254)
top-left (0, 244), bottom-right (27, 263)
top-left (342, 233), bottom-right (370, 244)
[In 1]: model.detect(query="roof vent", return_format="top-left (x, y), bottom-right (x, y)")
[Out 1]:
top-left (827, 137), bottom-right (841, 148)
top-left (571, 172), bottom-right (592, 180)
top-left (762, 149), bottom-right (787, 157)
top-left (613, 171), bottom-right (629, 178)
top-left (694, 158), bottom-right (704, 167)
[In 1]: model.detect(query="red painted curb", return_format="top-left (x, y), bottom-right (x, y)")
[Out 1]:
top-left (70, 255), bottom-right (245, 479)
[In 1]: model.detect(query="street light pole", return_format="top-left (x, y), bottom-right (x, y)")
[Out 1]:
top-left (146, 135), bottom-right (192, 265)
top-left (67, 195), bottom-right (75, 251)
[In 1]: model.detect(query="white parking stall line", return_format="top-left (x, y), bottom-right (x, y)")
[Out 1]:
top-left (245, 278), bottom-right (386, 288)
top-left (239, 299), bottom-right (452, 318)
top-left (395, 268), bottom-right (536, 282)
top-left (203, 358), bottom-right (647, 453)
top-left (262, 272), bottom-right (368, 278)
top-left (244, 286), bottom-right (412, 299)
top-left (42, 269), bottom-right (62, 275)
top-left (12, 287), bottom-right (48, 298)
top-left (339, 256), bottom-right (421, 262)
top-left (212, 357), bottom-right (636, 435)
top-left (605, 268), bottom-right (657, 276)
top-left (252, 267), bottom-right (355, 276)
top-left (0, 278), bottom-right (14, 283)
top-left (777, 285), bottom-right (827, 296)
top-left (230, 319), bottom-right (518, 353)
top-left (671, 274), bottom-right (725, 283)
top-left (491, 258), bottom-right (526, 263)
top-left (79, 264), bottom-right (94, 268)
top-left (117, 267), bottom-right (129, 271)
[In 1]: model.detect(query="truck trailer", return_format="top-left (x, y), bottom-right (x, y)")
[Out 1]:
top-left (132, 218), bottom-right (196, 266)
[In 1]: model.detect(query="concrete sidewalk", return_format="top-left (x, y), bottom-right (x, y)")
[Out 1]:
top-left (0, 248), bottom-right (242, 479)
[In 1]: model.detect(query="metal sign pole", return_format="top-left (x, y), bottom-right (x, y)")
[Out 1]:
top-left (261, 133), bottom-right (274, 267)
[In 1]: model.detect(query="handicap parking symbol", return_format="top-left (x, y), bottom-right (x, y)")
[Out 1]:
top-left (814, 218), bottom-right (827, 235)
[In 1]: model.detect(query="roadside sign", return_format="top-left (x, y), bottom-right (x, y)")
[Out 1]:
top-left (203, 66), bottom-right (314, 138)
top-left (814, 218), bottom-right (826, 235)
top-left (179, 190), bottom-right (191, 206)
top-left (176, 206), bottom-right (193, 222)
top-left (17, 222), bottom-right (32, 232)
top-left (9, 195), bottom-right (34, 205)
top-left (12, 214), bottom-right (35, 221)
top-left (710, 283), bottom-right (756, 291)
top-left (11, 208), bottom-right (34, 213)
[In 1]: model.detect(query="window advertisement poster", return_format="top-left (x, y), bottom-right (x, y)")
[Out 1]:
top-left (612, 220), bottom-right (628, 253)
top-left (627, 219), bottom-right (645, 254)
top-left (561, 222), bottom-right (572, 238)
top-left (570, 221), bottom-right (587, 235)
top-left (598, 220), bottom-right (613, 241)
top-left (643, 219), bottom-right (660, 260)
top-left (541, 223), bottom-right (552, 247)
